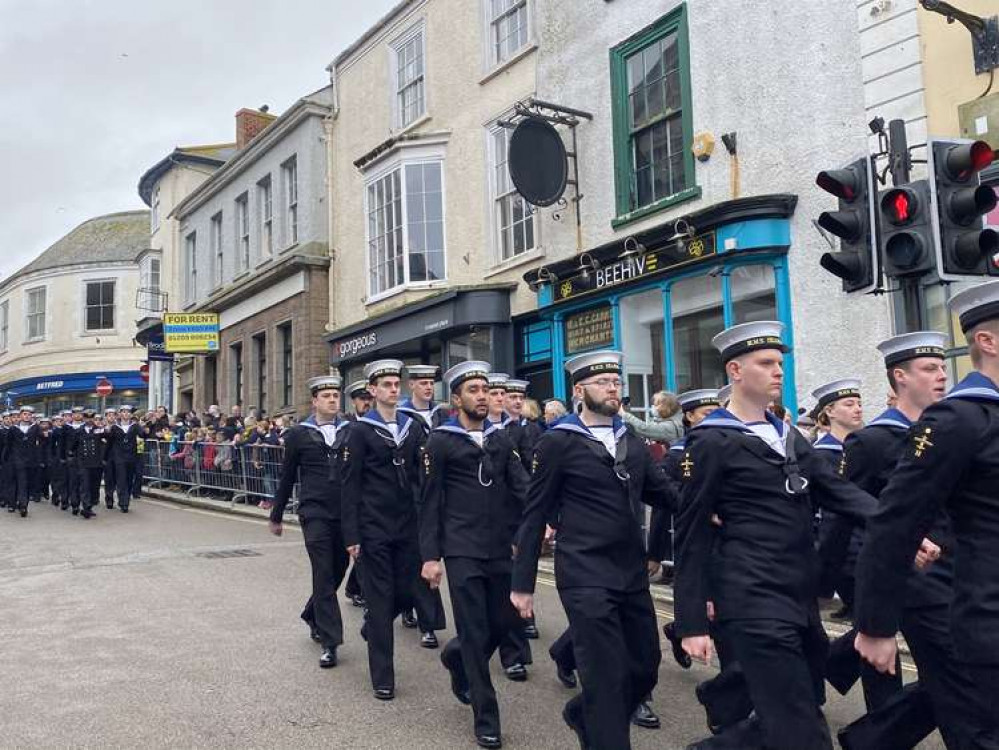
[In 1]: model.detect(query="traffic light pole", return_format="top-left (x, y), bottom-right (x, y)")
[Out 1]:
top-left (888, 119), bottom-right (925, 331)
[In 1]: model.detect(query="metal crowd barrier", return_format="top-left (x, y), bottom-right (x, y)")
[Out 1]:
top-left (142, 439), bottom-right (297, 513)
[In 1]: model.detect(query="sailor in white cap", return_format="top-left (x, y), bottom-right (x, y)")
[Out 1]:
top-left (107, 403), bottom-right (141, 513)
top-left (47, 412), bottom-right (69, 508)
top-left (101, 407), bottom-right (120, 509)
top-left (674, 322), bottom-right (877, 750)
top-left (346, 379), bottom-right (373, 422)
top-left (395, 363), bottom-right (447, 646)
top-left (72, 407), bottom-right (106, 518)
top-left (420, 359), bottom-right (529, 749)
top-left (510, 349), bottom-right (678, 750)
top-left (6, 405), bottom-right (43, 516)
top-left (340, 359), bottom-right (425, 701)
top-left (62, 406), bottom-right (87, 512)
top-left (856, 280), bottom-right (999, 739)
top-left (269, 374), bottom-right (350, 669)
top-left (0, 411), bottom-right (11, 511)
top-left (399, 364), bottom-right (448, 429)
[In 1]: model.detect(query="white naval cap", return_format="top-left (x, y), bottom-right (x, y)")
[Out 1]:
top-left (711, 321), bottom-right (788, 363)
top-left (565, 350), bottom-right (623, 385)
top-left (443, 360), bottom-right (491, 393)
top-left (405, 364), bottom-right (440, 381)
top-left (19, 405), bottom-right (36, 414)
top-left (505, 379), bottom-right (529, 394)
top-left (487, 372), bottom-right (510, 389)
top-left (811, 378), bottom-right (862, 411)
top-left (876, 332), bottom-right (947, 368)
top-left (347, 379), bottom-right (370, 399)
top-left (718, 383), bottom-right (733, 405)
top-left (71, 406), bottom-right (85, 414)
top-left (105, 407), bottom-right (117, 414)
top-left (678, 389), bottom-right (721, 412)
top-left (364, 359), bottom-right (404, 382)
top-left (38, 414), bottom-right (51, 422)
top-left (949, 279), bottom-right (999, 334)
top-left (307, 374), bottom-right (343, 394)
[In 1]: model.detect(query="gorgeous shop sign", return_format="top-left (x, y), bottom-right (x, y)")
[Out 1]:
top-left (553, 232), bottom-right (717, 304)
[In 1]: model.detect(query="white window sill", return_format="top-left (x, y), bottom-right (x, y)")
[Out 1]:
top-left (365, 281), bottom-right (448, 306)
top-left (22, 337), bottom-right (46, 346)
top-left (483, 247), bottom-right (546, 279)
top-left (81, 329), bottom-right (118, 338)
top-left (394, 113), bottom-right (432, 137)
top-left (479, 43), bottom-right (537, 86)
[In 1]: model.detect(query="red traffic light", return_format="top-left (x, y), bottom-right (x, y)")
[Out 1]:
top-left (944, 140), bottom-right (996, 182)
top-left (880, 187), bottom-right (919, 225)
top-left (816, 168), bottom-right (860, 202)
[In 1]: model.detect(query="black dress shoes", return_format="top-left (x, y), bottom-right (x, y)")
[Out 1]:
top-left (663, 621), bottom-right (692, 669)
top-left (81, 509), bottom-right (95, 519)
top-left (556, 664), bottom-right (577, 689)
top-left (19, 509), bottom-right (27, 518)
top-left (631, 701), bottom-right (661, 729)
top-left (420, 632), bottom-right (439, 649)
top-left (319, 647), bottom-right (337, 669)
top-left (562, 704), bottom-right (589, 750)
top-left (440, 653), bottom-right (471, 705)
top-left (523, 624), bottom-right (539, 639)
top-left (72, 508), bottom-right (80, 516)
top-left (309, 626), bottom-right (322, 643)
top-left (504, 663), bottom-right (527, 682)
top-left (373, 687), bottom-right (395, 701)
top-left (476, 735), bottom-right (502, 749)
top-left (401, 611), bottom-right (418, 629)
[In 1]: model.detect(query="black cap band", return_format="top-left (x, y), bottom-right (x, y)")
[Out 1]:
top-left (721, 336), bottom-right (788, 364)
top-left (571, 362), bottom-right (621, 385)
top-left (817, 388), bottom-right (861, 411)
top-left (884, 346), bottom-right (945, 368)
top-left (959, 301), bottom-right (999, 334)
top-left (450, 369), bottom-right (490, 393)
top-left (682, 397), bottom-right (721, 412)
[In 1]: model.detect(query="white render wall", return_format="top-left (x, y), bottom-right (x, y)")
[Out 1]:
top-left (532, 0), bottom-right (896, 413)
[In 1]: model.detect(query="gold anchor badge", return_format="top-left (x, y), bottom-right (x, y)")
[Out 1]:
top-left (531, 455), bottom-right (540, 475)
top-left (423, 451), bottom-right (431, 476)
top-left (838, 457), bottom-right (847, 476)
top-left (681, 453), bottom-right (694, 479)
top-left (913, 428), bottom-right (934, 458)
top-left (342, 447), bottom-right (350, 463)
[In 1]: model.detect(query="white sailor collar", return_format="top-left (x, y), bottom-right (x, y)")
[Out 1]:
top-left (434, 416), bottom-right (500, 447)
top-left (358, 410), bottom-right (413, 445)
top-left (693, 407), bottom-right (789, 438)
top-left (867, 408), bottom-right (913, 431)
top-left (946, 372), bottom-right (999, 403)
top-left (813, 432), bottom-right (843, 451)
top-left (551, 413), bottom-right (628, 444)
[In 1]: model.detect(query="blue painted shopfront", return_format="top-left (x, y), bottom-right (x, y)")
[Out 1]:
top-left (516, 195), bottom-right (800, 417)
top-left (0, 371), bottom-right (147, 412)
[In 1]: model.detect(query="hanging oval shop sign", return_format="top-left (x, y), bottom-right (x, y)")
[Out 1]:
top-left (508, 117), bottom-right (569, 207)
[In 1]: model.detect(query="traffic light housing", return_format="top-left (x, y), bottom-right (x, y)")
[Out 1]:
top-left (816, 157), bottom-right (877, 293)
top-left (879, 181), bottom-right (935, 278)
top-left (928, 138), bottom-right (999, 279)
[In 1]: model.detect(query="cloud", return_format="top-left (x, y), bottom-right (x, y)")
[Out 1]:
top-left (0, 0), bottom-right (399, 277)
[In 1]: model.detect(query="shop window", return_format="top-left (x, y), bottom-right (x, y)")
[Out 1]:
top-left (448, 329), bottom-right (492, 367)
top-left (610, 5), bottom-right (697, 225)
top-left (618, 288), bottom-right (666, 415)
top-left (517, 320), bottom-right (552, 364)
top-left (671, 273), bottom-right (725, 393)
top-left (730, 264), bottom-right (777, 324)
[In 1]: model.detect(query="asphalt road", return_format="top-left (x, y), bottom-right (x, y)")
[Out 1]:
top-left (0, 498), bottom-right (944, 749)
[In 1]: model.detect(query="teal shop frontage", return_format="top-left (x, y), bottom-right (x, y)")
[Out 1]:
top-left (515, 194), bottom-right (800, 418)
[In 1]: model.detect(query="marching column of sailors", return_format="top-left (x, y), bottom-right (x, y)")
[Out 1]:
top-left (0, 405), bottom-right (144, 519)
top-left (275, 277), bottom-right (999, 750)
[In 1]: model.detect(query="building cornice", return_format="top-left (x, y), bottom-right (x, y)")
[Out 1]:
top-left (187, 251), bottom-right (330, 314)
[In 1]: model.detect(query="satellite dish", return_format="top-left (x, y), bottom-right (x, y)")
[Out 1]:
top-left (508, 117), bottom-right (568, 207)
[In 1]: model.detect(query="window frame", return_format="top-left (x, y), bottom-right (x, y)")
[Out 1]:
top-left (235, 193), bottom-right (250, 273)
top-left (82, 278), bottom-right (117, 333)
top-left (363, 155), bottom-right (448, 302)
top-left (184, 231), bottom-right (198, 304)
top-left (390, 21), bottom-right (428, 130)
top-left (24, 285), bottom-right (47, 343)
top-left (258, 174), bottom-right (273, 261)
top-left (151, 185), bottom-right (160, 232)
top-left (488, 118), bottom-right (537, 264)
top-left (282, 157), bottom-right (299, 248)
top-left (211, 211), bottom-right (224, 289)
top-left (0, 299), bottom-right (8, 353)
top-left (231, 341), bottom-right (244, 407)
top-left (609, 5), bottom-right (699, 228)
top-left (485, 0), bottom-right (531, 68)
top-left (278, 321), bottom-right (293, 408)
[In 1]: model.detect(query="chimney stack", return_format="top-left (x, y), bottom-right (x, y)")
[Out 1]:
top-left (235, 106), bottom-right (277, 150)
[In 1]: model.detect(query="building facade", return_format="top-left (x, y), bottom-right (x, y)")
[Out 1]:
top-left (0, 211), bottom-right (151, 413)
top-left (170, 92), bottom-right (332, 417)
top-left (136, 141), bottom-right (237, 413)
top-left (324, 0), bottom-right (540, 394)
top-left (506, 0), bottom-right (894, 416)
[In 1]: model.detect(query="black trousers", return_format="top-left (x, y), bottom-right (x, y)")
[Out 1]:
top-left (965, 663), bottom-right (999, 738)
top-left (549, 627), bottom-right (574, 672)
top-left (0, 463), bottom-right (12, 506)
top-left (499, 624), bottom-right (532, 669)
top-left (559, 586), bottom-right (661, 750)
top-left (357, 535), bottom-right (420, 691)
top-left (826, 626), bottom-right (902, 709)
top-left (344, 564), bottom-right (363, 599)
top-left (299, 517), bottom-right (350, 650)
top-left (115, 458), bottom-right (138, 509)
top-left (720, 616), bottom-right (833, 750)
top-left (65, 462), bottom-right (81, 508)
top-left (901, 606), bottom-right (998, 750)
top-left (104, 460), bottom-right (117, 504)
top-left (81, 467), bottom-right (103, 510)
top-left (412, 575), bottom-right (447, 633)
top-left (50, 460), bottom-right (66, 503)
top-left (441, 556), bottom-right (522, 738)
top-left (13, 464), bottom-right (31, 511)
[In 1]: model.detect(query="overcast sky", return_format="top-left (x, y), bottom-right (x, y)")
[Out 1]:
top-left (0, 0), bottom-right (400, 278)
